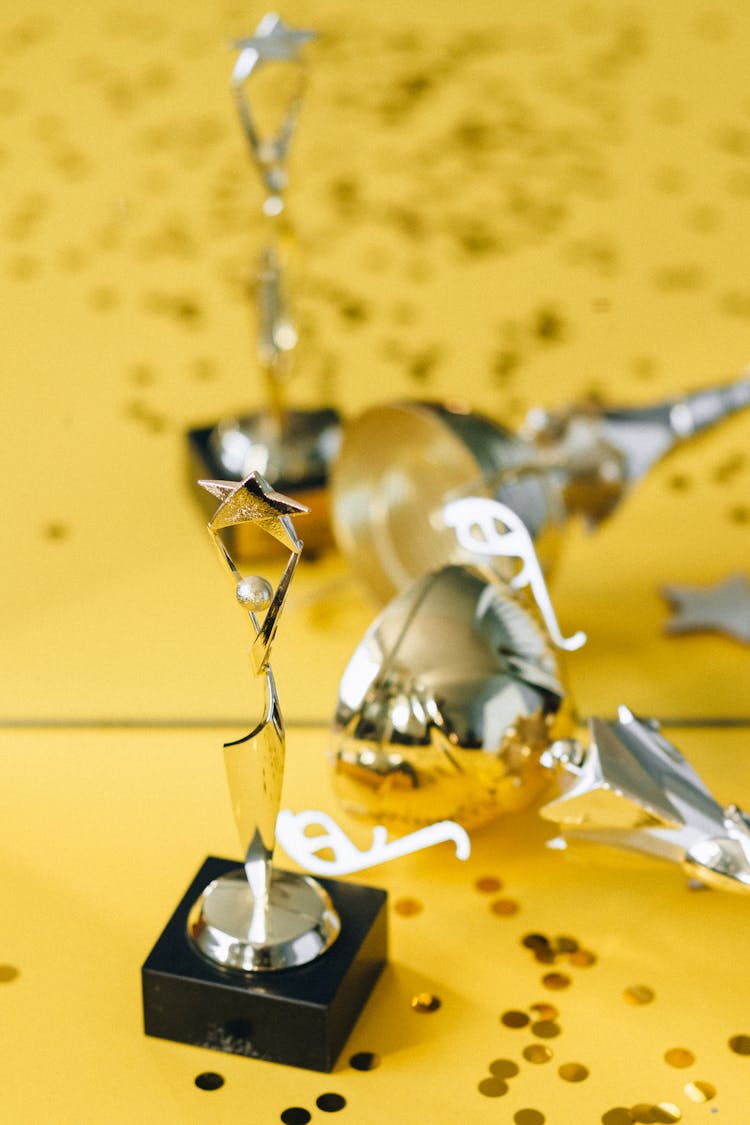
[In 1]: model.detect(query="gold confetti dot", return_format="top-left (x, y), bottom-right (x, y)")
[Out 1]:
top-left (514, 1111), bottom-right (545, 1125)
top-left (650, 1105), bottom-right (681, 1123)
top-left (568, 949), bottom-right (596, 967)
top-left (684, 1080), bottom-right (716, 1103)
top-left (630, 1105), bottom-right (681, 1123)
top-left (559, 1062), bottom-right (589, 1082)
top-left (522, 933), bottom-right (550, 950)
top-left (601, 1110), bottom-right (634, 1125)
top-left (43, 522), bottom-right (69, 541)
top-left (411, 993), bottom-right (440, 1013)
top-left (491, 898), bottom-right (519, 916)
top-left (531, 1020), bottom-right (561, 1039)
top-left (535, 947), bottom-right (557, 964)
top-left (475, 875), bottom-right (503, 893)
top-left (0, 965), bottom-right (19, 983)
top-left (729, 1033), bottom-right (750, 1054)
top-left (524, 1044), bottom-right (553, 1064)
top-left (623, 984), bottom-right (655, 1005)
top-left (501, 1010), bottom-right (530, 1029)
top-left (542, 972), bottom-right (570, 991)
top-left (478, 1077), bottom-right (508, 1097)
top-left (530, 1003), bottom-right (558, 1020)
top-left (489, 1059), bottom-right (519, 1079)
top-left (554, 936), bottom-right (578, 953)
top-left (394, 897), bottom-right (423, 917)
top-left (664, 1047), bottom-right (694, 1068)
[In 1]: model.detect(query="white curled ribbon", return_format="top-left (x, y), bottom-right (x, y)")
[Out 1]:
top-left (442, 496), bottom-right (586, 652)
top-left (276, 808), bottom-right (470, 876)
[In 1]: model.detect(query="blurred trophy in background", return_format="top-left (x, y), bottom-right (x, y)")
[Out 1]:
top-left (331, 372), bottom-right (750, 603)
top-left (188, 13), bottom-right (341, 558)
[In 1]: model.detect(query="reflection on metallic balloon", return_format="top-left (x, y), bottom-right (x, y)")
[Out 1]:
top-left (330, 564), bottom-right (572, 831)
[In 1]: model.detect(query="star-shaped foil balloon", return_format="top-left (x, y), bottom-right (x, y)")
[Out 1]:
top-left (661, 573), bottom-right (750, 644)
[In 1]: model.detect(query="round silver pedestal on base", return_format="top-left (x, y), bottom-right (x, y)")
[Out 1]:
top-left (188, 867), bottom-right (341, 972)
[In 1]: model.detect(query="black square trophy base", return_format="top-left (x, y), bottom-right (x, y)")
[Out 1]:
top-left (142, 857), bottom-right (388, 1072)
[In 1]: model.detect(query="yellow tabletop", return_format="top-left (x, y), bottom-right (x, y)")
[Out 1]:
top-left (2, 0), bottom-right (750, 1121)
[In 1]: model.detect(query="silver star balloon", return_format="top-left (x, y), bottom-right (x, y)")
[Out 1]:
top-left (661, 573), bottom-right (750, 644)
top-left (540, 706), bottom-right (750, 893)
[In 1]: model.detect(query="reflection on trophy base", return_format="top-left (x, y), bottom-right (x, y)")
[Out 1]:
top-left (188, 866), bottom-right (341, 972)
top-left (187, 408), bottom-right (341, 559)
top-left (142, 856), bottom-right (388, 1072)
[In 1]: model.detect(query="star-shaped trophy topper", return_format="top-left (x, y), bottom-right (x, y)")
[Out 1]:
top-left (230, 12), bottom-right (317, 66)
top-left (229, 13), bottom-right (317, 199)
top-left (200, 473), bottom-right (310, 676)
top-left (200, 473), bottom-right (309, 553)
top-left (661, 573), bottom-right (750, 644)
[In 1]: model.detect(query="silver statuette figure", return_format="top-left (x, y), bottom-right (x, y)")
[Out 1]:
top-left (189, 472), bottom-right (340, 970)
top-left (332, 371), bottom-right (750, 603)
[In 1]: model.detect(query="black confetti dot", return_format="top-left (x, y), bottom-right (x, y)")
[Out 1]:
top-left (194, 1072), bottom-right (224, 1091)
top-left (281, 1109), bottom-right (311, 1125)
top-left (349, 1051), bottom-right (380, 1071)
top-left (316, 1092), bottom-right (347, 1112)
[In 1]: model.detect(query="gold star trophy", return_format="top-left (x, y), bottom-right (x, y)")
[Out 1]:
top-left (142, 473), bottom-right (387, 1072)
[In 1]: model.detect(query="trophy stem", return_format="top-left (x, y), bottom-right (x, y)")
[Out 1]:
top-left (244, 828), bottom-right (273, 945)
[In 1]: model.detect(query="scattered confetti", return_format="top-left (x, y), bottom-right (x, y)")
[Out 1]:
top-left (623, 985), bottom-right (655, 1005)
top-left (489, 1059), bottom-right (520, 1079)
top-left (490, 898), bottom-right (520, 916)
top-left (684, 1080), bottom-right (716, 1103)
top-left (501, 1010), bottom-right (530, 1029)
top-left (475, 875), bottom-right (503, 893)
top-left (542, 973), bottom-right (571, 991)
top-left (559, 1062), bottom-right (589, 1082)
top-left (394, 897), bottom-right (423, 917)
top-left (664, 1048), bottom-right (695, 1068)
top-left (524, 1044), bottom-right (553, 1064)
top-left (316, 1093), bottom-right (347, 1112)
top-left (411, 993), bottom-right (441, 1013)
top-left (478, 1077), bottom-right (507, 1097)
top-left (194, 1072), bottom-right (224, 1091)
top-left (349, 1051), bottom-right (380, 1071)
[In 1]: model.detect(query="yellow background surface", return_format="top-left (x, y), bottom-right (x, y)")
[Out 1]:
top-left (2, 0), bottom-right (750, 1122)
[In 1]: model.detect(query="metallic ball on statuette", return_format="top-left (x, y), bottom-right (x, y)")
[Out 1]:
top-left (236, 575), bottom-right (274, 611)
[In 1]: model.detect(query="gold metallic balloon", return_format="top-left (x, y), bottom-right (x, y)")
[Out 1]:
top-left (330, 564), bottom-right (573, 832)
